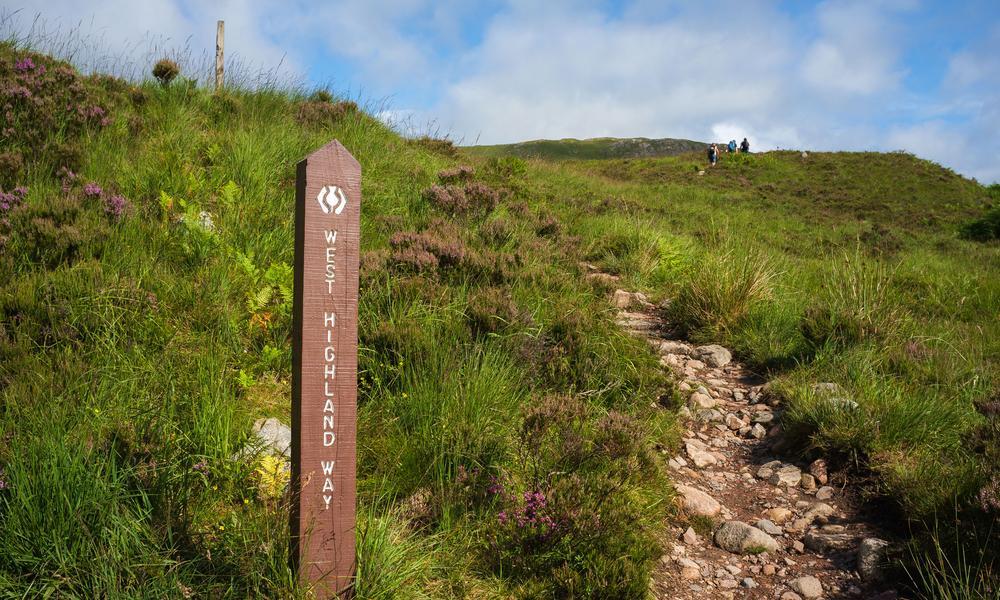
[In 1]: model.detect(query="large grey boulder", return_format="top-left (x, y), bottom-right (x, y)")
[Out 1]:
top-left (252, 417), bottom-right (292, 457)
top-left (714, 520), bottom-right (780, 554)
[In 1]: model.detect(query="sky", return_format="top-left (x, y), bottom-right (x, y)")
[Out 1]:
top-left (2, 1), bottom-right (998, 183)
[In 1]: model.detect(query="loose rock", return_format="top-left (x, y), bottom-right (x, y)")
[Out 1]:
top-left (815, 486), bottom-right (835, 500)
top-left (682, 527), bottom-right (700, 545)
top-left (685, 439), bottom-right (718, 468)
top-left (695, 344), bottom-right (732, 368)
top-left (789, 575), bottom-right (823, 598)
top-left (612, 289), bottom-right (633, 308)
top-left (689, 392), bottom-right (717, 409)
top-left (765, 507), bottom-right (793, 523)
top-left (804, 532), bottom-right (855, 553)
top-left (803, 502), bottom-right (835, 523)
top-left (755, 519), bottom-right (783, 535)
top-left (858, 538), bottom-right (890, 581)
top-left (676, 484), bottom-right (722, 517)
top-left (770, 465), bottom-right (803, 487)
top-left (714, 521), bottom-right (780, 554)
top-left (809, 459), bottom-right (829, 485)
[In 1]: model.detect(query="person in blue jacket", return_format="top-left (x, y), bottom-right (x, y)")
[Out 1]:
top-left (728, 139), bottom-right (737, 153)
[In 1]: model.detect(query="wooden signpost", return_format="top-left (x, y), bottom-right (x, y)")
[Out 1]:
top-left (291, 140), bottom-right (360, 597)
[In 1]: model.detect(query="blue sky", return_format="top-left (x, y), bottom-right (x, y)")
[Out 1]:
top-left (3, 0), bottom-right (999, 182)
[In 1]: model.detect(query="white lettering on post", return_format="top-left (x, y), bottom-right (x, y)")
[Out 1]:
top-left (319, 227), bottom-right (339, 509)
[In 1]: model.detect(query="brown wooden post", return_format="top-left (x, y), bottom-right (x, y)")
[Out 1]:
top-left (215, 20), bottom-right (224, 91)
top-left (291, 140), bottom-right (360, 597)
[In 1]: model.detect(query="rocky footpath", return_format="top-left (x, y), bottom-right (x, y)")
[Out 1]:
top-left (603, 285), bottom-right (899, 600)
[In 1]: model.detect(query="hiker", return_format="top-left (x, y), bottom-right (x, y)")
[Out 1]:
top-left (707, 144), bottom-right (718, 166)
top-left (740, 137), bottom-right (750, 153)
top-left (728, 139), bottom-right (737, 153)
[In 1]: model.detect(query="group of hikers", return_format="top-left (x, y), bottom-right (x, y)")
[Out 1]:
top-left (707, 137), bottom-right (750, 166)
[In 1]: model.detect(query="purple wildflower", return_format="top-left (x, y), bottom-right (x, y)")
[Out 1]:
top-left (83, 182), bottom-right (103, 198)
top-left (103, 194), bottom-right (128, 220)
top-left (0, 467), bottom-right (8, 490)
top-left (192, 460), bottom-right (209, 474)
top-left (498, 510), bottom-right (508, 524)
top-left (14, 57), bottom-right (35, 73)
top-left (0, 186), bottom-right (26, 214)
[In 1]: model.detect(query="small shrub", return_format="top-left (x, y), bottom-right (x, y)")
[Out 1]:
top-left (465, 287), bottom-right (524, 337)
top-left (800, 250), bottom-right (905, 348)
top-left (295, 100), bottom-right (357, 127)
top-left (482, 156), bottom-right (527, 182)
top-left (422, 184), bottom-right (467, 216)
top-left (151, 58), bottom-right (179, 86)
top-left (0, 52), bottom-right (114, 173)
top-left (308, 89), bottom-right (333, 103)
top-left (534, 213), bottom-right (561, 237)
top-left (859, 222), bottom-right (902, 255)
top-left (0, 152), bottom-right (23, 186)
top-left (480, 218), bottom-right (515, 247)
top-left (408, 136), bottom-right (458, 158)
top-left (437, 165), bottom-right (474, 183)
top-left (6, 192), bottom-right (106, 268)
top-left (971, 396), bottom-right (1000, 514)
top-left (960, 206), bottom-right (1000, 242)
top-left (669, 246), bottom-right (778, 335)
top-left (423, 182), bottom-right (500, 218)
top-left (484, 395), bottom-right (662, 596)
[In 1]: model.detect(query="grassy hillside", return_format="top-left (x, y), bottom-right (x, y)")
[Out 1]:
top-left (0, 46), bottom-right (677, 598)
top-left (1, 41), bottom-right (998, 599)
top-left (501, 149), bottom-right (1000, 595)
top-left (464, 136), bottom-right (707, 161)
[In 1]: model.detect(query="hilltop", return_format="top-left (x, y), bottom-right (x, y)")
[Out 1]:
top-left (464, 136), bottom-right (708, 160)
top-left (1, 42), bottom-right (998, 599)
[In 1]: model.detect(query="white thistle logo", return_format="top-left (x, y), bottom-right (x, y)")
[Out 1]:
top-left (317, 185), bottom-right (348, 215)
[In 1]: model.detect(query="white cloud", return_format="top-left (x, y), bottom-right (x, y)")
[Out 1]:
top-left (1, 0), bottom-right (996, 182)
top-left (799, 1), bottom-right (908, 95)
top-left (1, 0), bottom-right (300, 84)
top-left (434, 2), bottom-right (798, 147)
top-left (887, 121), bottom-right (999, 183)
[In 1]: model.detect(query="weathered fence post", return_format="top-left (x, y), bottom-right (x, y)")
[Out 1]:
top-left (291, 140), bottom-right (360, 597)
top-left (215, 20), bottom-right (224, 91)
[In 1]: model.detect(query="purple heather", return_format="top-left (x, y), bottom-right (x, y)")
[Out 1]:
top-left (83, 182), bottom-right (103, 198)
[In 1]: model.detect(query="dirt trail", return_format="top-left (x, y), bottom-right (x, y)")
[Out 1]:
top-left (596, 281), bottom-right (901, 600)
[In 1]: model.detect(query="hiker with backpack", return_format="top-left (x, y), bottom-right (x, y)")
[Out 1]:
top-left (707, 144), bottom-right (719, 166)
top-left (740, 138), bottom-right (750, 153)
top-left (728, 140), bottom-right (737, 153)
